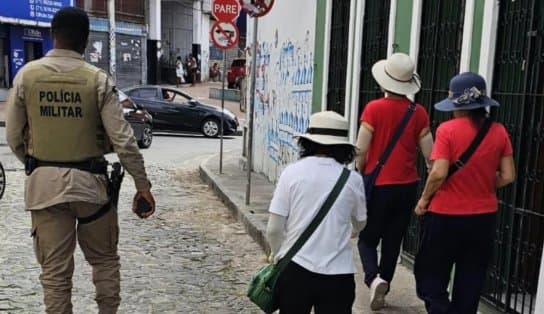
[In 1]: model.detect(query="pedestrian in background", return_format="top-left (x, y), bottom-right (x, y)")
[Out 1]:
top-left (209, 62), bottom-right (221, 82)
top-left (414, 72), bottom-right (515, 314)
top-left (188, 54), bottom-right (198, 86)
top-left (5, 7), bottom-right (156, 313)
top-left (355, 53), bottom-right (433, 310)
top-left (175, 56), bottom-right (185, 87)
top-left (266, 111), bottom-right (367, 313)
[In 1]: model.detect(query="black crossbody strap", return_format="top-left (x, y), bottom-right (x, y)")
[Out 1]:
top-left (276, 168), bottom-right (351, 272)
top-left (447, 118), bottom-right (493, 178)
top-left (374, 102), bottom-right (417, 170)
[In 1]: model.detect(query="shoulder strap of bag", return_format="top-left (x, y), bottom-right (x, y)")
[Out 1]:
top-left (373, 102), bottom-right (417, 172)
top-left (276, 168), bottom-right (351, 271)
top-left (447, 118), bottom-right (492, 178)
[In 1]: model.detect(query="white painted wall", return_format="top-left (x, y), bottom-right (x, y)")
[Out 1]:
top-left (248, 0), bottom-right (317, 181)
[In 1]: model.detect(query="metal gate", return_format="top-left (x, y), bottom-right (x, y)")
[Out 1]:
top-left (483, 1), bottom-right (544, 313)
top-left (402, 0), bottom-right (466, 259)
top-left (358, 0), bottom-right (391, 116)
top-left (326, 0), bottom-right (351, 114)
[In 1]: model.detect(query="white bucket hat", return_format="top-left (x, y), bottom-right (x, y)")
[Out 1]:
top-left (295, 111), bottom-right (355, 147)
top-left (371, 53), bottom-right (421, 95)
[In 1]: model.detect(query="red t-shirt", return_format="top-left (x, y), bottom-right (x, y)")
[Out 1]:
top-left (360, 97), bottom-right (430, 185)
top-left (429, 117), bottom-right (514, 215)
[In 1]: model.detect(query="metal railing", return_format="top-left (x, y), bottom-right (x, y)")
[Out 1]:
top-left (326, 0), bottom-right (352, 115)
top-left (358, 0), bottom-right (391, 118)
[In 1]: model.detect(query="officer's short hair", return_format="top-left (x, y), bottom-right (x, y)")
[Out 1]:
top-left (51, 7), bottom-right (90, 49)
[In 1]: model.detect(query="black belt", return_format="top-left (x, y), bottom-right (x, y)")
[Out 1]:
top-left (25, 156), bottom-right (108, 176)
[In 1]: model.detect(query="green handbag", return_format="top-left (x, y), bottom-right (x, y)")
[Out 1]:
top-left (247, 168), bottom-right (351, 313)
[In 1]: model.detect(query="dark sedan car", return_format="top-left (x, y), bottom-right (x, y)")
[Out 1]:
top-left (119, 90), bottom-right (153, 148)
top-left (122, 86), bottom-right (239, 137)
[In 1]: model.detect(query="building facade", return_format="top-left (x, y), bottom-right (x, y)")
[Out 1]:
top-left (248, 1), bottom-right (544, 313)
top-left (0, 0), bottom-right (71, 99)
top-left (76, 0), bottom-right (148, 89)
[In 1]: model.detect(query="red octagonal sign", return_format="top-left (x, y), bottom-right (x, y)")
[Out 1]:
top-left (212, 0), bottom-right (241, 22)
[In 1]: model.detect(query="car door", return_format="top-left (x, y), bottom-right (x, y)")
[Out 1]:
top-left (128, 87), bottom-right (169, 129)
top-left (167, 90), bottom-right (202, 131)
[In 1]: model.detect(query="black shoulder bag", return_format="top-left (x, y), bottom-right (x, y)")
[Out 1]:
top-left (362, 102), bottom-right (416, 199)
top-left (247, 168), bottom-right (351, 313)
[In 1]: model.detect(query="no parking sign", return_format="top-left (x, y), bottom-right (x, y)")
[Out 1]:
top-left (211, 20), bottom-right (240, 50)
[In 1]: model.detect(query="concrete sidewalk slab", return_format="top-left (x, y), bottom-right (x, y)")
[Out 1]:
top-left (200, 151), bottom-right (427, 313)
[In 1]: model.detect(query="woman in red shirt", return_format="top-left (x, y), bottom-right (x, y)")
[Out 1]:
top-left (355, 53), bottom-right (433, 310)
top-left (414, 72), bottom-right (516, 314)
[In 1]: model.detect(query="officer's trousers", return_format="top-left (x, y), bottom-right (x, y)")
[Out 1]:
top-left (31, 202), bottom-right (120, 314)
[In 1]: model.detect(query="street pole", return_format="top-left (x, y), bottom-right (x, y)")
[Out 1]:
top-left (107, 0), bottom-right (116, 81)
top-left (246, 17), bottom-right (258, 205)
top-left (220, 49), bottom-right (227, 174)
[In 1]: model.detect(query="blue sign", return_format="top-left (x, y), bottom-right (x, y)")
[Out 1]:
top-left (0, 0), bottom-right (74, 23)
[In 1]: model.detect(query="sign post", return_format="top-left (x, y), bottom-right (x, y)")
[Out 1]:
top-left (212, 0), bottom-right (241, 174)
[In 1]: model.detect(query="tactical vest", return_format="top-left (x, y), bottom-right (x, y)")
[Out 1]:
top-left (23, 63), bottom-right (112, 162)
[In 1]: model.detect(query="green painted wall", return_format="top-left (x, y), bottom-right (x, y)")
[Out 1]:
top-left (470, 0), bottom-right (485, 72)
top-left (394, 0), bottom-right (413, 53)
top-left (311, 0), bottom-right (328, 113)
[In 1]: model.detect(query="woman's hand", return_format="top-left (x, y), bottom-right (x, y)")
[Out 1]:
top-left (415, 198), bottom-right (429, 216)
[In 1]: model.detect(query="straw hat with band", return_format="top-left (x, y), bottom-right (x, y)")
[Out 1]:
top-left (434, 72), bottom-right (499, 112)
top-left (371, 53), bottom-right (421, 95)
top-left (296, 111), bottom-right (356, 147)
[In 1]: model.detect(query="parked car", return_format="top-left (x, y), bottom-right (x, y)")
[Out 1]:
top-left (122, 86), bottom-right (239, 138)
top-left (119, 90), bottom-right (153, 148)
top-left (227, 58), bottom-right (246, 89)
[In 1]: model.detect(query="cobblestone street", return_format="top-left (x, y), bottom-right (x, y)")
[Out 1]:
top-left (0, 131), bottom-right (265, 313)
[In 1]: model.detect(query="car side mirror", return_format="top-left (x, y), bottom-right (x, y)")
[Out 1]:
top-left (188, 100), bottom-right (198, 106)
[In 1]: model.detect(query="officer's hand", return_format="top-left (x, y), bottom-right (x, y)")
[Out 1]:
top-left (132, 190), bottom-right (156, 218)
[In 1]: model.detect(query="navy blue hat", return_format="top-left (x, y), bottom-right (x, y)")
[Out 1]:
top-left (434, 72), bottom-right (499, 112)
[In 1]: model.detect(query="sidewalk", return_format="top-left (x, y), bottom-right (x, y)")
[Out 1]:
top-left (200, 151), bottom-right (427, 314)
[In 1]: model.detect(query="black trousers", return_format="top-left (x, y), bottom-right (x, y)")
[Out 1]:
top-left (414, 212), bottom-right (496, 314)
top-left (275, 262), bottom-right (355, 314)
top-left (357, 182), bottom-right (418, 288)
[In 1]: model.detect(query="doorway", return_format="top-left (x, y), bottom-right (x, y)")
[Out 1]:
top-left (24, 41), bottom-right (43, 63)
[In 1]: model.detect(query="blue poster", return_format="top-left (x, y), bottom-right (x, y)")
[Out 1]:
top-left (0, 0), bottom-right (74, 23)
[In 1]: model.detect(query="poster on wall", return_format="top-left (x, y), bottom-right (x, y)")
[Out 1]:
top-left (1, 0), bottom-right (74, 23)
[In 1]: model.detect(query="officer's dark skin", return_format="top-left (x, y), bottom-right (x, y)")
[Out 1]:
top-left (51, 28), bottom-right (156, 218)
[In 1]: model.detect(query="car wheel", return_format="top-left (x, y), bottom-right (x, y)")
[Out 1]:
top-left (201, 118), bottom-right (220, 137)
top-left (138, 124), bottom-right (153, 149)
top-left (0, 162), bottom-right (5, 200)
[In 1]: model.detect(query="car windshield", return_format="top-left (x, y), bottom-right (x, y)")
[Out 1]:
top-left (118, 90), bottom-right (129, 102)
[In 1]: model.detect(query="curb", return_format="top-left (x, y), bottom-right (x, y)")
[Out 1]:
top-left (199, 155), bottom-right (270, 254)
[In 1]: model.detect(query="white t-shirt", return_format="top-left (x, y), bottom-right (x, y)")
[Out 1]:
top-left (269, 156), bottom-right (367, 275)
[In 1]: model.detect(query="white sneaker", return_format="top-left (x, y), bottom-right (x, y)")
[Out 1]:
top-left (369, 276), bottom-right (389, 311)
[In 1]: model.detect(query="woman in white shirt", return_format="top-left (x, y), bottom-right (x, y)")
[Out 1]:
top-left (266, 111), bottom-right (367, 313)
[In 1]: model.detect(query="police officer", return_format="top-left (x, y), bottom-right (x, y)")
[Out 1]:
top-left (5, 7), bottom-right (155, 314)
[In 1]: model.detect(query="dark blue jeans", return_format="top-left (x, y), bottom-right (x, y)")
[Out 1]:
top-left (414, 212), bottom-right (496, 314)
top-left (357, 182), bottom-right (418, 289)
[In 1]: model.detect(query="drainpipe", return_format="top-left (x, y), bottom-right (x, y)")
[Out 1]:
top-left (107, 0), bottom-right (116, 81)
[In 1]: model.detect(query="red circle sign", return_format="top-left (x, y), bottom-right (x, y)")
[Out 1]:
top-left (240, 0), bottom-right (274, 18)
top-left (211, 21), bottom-right (240, 50)
top-left (212, 0), bottom-right (241, 22)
